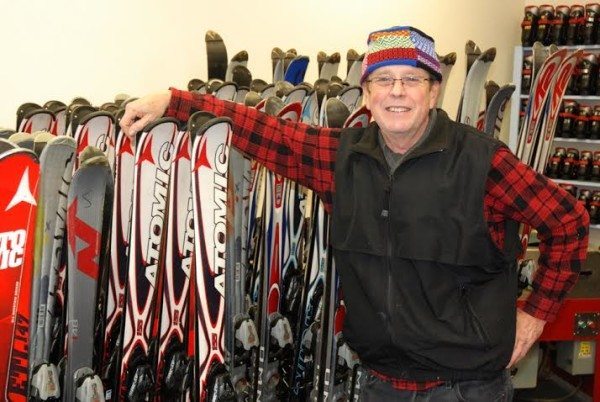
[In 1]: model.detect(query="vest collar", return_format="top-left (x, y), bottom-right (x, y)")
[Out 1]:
top-left (350, 108), bottom-right (450, 164)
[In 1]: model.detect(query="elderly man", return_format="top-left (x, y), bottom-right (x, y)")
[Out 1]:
top-left (121, 26), bottom-right (588, 401)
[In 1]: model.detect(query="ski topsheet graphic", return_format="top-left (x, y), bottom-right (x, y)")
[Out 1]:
top-left (0, 149), bottom-right (39, 402)
top-left (155, 129), bottom-right (194, 399)
top-left (190, 116), bottom-right (235, 400)
top-left (29, 136), bottom-right (76, 401)
top-left (101, 129), bottom-right (135, 397)
top-left (118, 118), bottom-right (177, 401)
top-left (64, 148), bottom-right (113, 402)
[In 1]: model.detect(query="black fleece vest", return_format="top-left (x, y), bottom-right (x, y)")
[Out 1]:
top-left (330, 110), bottom-right (521, 381)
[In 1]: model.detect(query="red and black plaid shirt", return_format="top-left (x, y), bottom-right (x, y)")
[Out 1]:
top-left (167, 88), bottom-right (589, 391)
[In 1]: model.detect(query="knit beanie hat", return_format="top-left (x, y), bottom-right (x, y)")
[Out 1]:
top-left (360, 26), bottom-right (442, 84)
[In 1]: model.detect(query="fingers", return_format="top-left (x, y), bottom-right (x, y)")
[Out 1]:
top-left (120, 102), bottom-right (143, 138)
top-left (127, 114), bottom-right (154, 139)
top-left (507, 310), bottom-right (546, 368)
top-left (119, 91), bottom-right (172, 138)
top-left (506, 339), bottom-right (526, 368)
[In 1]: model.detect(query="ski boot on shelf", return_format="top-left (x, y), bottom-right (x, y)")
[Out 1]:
top-left (536, 5), bottom-right (555, 45)
top-left (590, 191), bottom-right (600, 223)
top-left (557, 100), bottom-right (579, 138)
top-left (584, 3), bottom-right (600, 44)
top-left (589, 106), bottom-right (600, 139)
top-left (567, 5), bottom-right (586, 45)
top-left (576, 53), bottom-right (599, 96)
top-left (561, 148), bottom-right (581, 180)
top-left (521, 55), bottom-right (533, 94)
top-left (546, 147), bottom-right (566, 178)
top-left (577, 150), bottom-right (594, 180)
top-left (522, 6), bottom-right (540, 46)
top-left (574, 105), bottom-right (592, 139)
top-left (592, 151), bottom-right (600, 181)
top-left (550, 5), bottom-right (571, 45)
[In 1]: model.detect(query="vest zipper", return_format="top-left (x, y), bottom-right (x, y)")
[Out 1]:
top-left (385, 173), bottom-right (393, 332)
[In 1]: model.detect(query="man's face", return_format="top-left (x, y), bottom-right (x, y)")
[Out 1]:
top-left (363, 65), bottom-right (440, 140)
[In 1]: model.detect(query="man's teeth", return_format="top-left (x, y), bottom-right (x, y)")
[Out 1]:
top-left (386, 106), bottom-right (409, 112)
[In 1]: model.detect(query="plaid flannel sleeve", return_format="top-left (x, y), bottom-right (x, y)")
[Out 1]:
top-left (166, 88), bottom-right (338, 211)
top-left (485, 147), bottom-right (590, 322)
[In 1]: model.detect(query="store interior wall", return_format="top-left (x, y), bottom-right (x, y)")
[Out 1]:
top-left (2, 0), bottom-right (522, 141)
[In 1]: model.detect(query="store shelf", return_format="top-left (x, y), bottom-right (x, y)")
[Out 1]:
top-left (553, 137), bottom-right (600, 143)
top-left (552, 178), bottom-right (600, 188)
top-left (519, 95), bottom-right (600, 101)
top-left (522, 44), bottom-right (600, 51)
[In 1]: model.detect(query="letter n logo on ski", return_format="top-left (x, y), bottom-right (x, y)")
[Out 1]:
top-left (67, 197), bottom-right (100, 280)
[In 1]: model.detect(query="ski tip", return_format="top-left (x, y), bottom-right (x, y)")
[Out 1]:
top-left (231, 65), bottom-right (252, 88)
top-left (465, 40), bottom-right (480, 54)
top-left (244, 91), bottom-right (262, 107)
top-left (188, 111), bottom-right (217, 138)
top-left (438, 52), bottom-right (457, 65)
top-left (8, 132), bottom-right (33, 150)
top-left (274, 81), bottom-right (294, 98)
top-left (286, 48), bottom-right (297, 56)
top-left (328, 52), bottom-right (341, 63)
top-left (250, 78), bottom-right (269, 93)
top-left (271, 47), bottom-right (284, 59)
top-left (347, 49), bottom-right (360, 61)
top-left (482, 48), bottom-right (497, 62)
top-left (33, 130), bottom-right (54, 144)
top-left (79, 145), bottom-right (108, 166)
top-left (317, 51), bottom-right (327, 62)
top-left (205, 30), bottom-right (222, 41)
top-left (114, 93), bottom-right (130, 106)
top-left (188, 78), bottom-right (206, 92)
top-left (231, 50), bottom-right (248, 62)
top-left (265, 96), bottom-right (285, 116)
top-left (43, 100), bottom-right (66, 112)
top-left (47, 134), bottom-right (76, 148)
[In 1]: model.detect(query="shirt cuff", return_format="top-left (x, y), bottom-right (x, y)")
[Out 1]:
top-left (522, 292), bottom-right (561, 322)
top-left (166, 87), bottom-right (193, 122)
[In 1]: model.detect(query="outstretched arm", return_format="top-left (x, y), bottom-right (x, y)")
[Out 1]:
top-left (120, 88), bottom-right (340, 210)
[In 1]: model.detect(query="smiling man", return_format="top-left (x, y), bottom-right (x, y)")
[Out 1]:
top-left (121, 26), bottom-right (589, 401)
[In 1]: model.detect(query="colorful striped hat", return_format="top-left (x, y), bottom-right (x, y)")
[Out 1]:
top-left (360, 26), bottom-right (442, 84)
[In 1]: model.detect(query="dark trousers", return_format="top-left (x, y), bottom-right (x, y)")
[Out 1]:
top-left (360, 370), bottom-right (513, 401)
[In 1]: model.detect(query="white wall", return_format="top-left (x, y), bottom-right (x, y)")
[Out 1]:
top-left (1, 0), bottom-right (522, 140)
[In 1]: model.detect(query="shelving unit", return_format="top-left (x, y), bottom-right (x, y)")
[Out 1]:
top-left (510, 45), bottom-right (600, 248)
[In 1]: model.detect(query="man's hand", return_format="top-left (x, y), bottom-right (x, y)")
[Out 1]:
top-left (120, 90), bottom-right (172, 138)
top-left (507, 309), bottom-right (546, 368)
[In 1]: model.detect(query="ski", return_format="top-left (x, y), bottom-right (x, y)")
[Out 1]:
top-left (155, 128), bottom-right (195, 399)
top-left (29, 136), bottom-right (76, 401)
top-left (337, 86), bottom-right (362, 114)
top-left (117, 118), bottom-right (178, 401)
top-left (225, 50), bottom-right (249, 83)
top-left (436, 52), bottom-right (457, 108)
top-left (284, 56), bottom-right (310, 86)
top-left (0, 149), bottom-right (39, 402)
top-left (483, 84), bottom-right (516, 138)
top-left (206, 30), bottom-right (228, 81)
top-left (516, 48), bottom-right (567, 165)
top-left (64, 147), bottom-right (113, 402)
top-left (190, 116), bottom-right (234, 400)
top-left (100, 129), bottom-right (136, 399)
top-left (458, 47), bottom-right (497, 126)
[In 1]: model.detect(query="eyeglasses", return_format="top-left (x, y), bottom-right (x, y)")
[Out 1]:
top-left (366, 75), bottom-right (431, 89)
